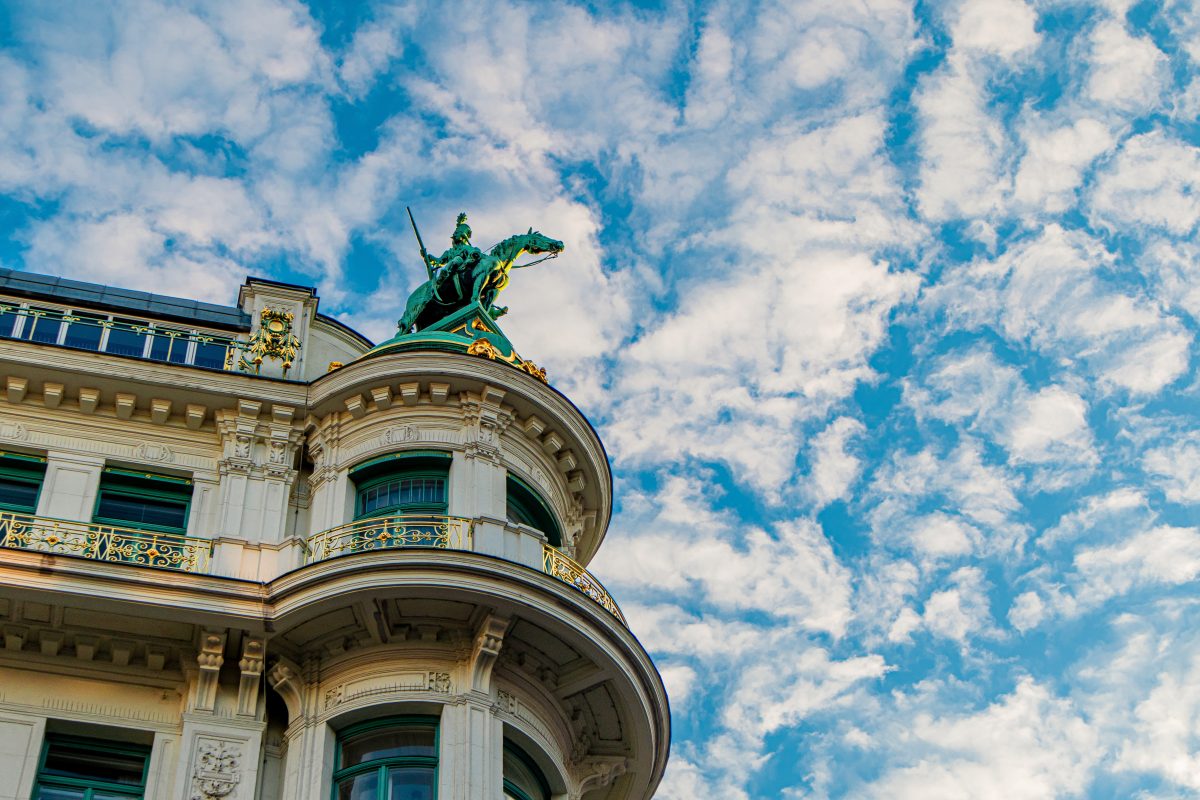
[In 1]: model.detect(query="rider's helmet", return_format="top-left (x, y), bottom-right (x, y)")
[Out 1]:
top-left (452, 212), bottom-right (472, 245)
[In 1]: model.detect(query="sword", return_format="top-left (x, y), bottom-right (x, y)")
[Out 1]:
top-left (407, 206), bottom-right (433, 281)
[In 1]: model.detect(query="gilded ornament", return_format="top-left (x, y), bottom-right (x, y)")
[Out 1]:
top-left (237, 308), bottom-right (301, 376)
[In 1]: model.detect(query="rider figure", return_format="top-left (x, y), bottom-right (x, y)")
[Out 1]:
top-left (426, 212), bottom-right (483, 299)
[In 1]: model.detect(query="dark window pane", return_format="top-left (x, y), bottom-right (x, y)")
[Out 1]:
top-left (149, 330), bottom-right (189, 363)
top-left (23, 309), bottom-right (62, 343)
top-left (104, 321), bottom-right (146, 357)
top-left (96, 493), bottom-right (188, 531)
top-left (0, 477), bottom-right (39, 512)
top-left (0, 308), bottom-right (18, 338)
top-left (337, 771), bottom-right (378, 800)
top-left (42, 743), bottom-right (145, 785)
top-left (389, 767), bottom-right (435, 800)
top-left (63, 314), bottom-right (105, 350)
top-left (193, 340), bottom-right (227, 369)
top-left (504, 745), bottom-right (549, 800)
top-left (33, 787), bottom-right (86, 800)
top-left (341, 725), bottom-right (437, 766)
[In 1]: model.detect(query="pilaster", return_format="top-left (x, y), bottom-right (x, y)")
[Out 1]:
top-left (36, 451), bottom-right (103, 522)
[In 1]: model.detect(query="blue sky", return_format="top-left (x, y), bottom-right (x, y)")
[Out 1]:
top-left (3, 0), bottom-right (1200, 796)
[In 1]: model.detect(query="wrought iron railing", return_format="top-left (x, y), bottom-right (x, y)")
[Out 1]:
top-left (0, 303), bottom-right (299, 375)
top-left (303, 515), bottom-right (473, 563)
top-left (0, 511), bottom-right (212, 573)
top-left (542, 545), bottom-right (626, 624)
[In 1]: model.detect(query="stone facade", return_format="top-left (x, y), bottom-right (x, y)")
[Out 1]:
top-left (0, 273), bottom-right (668, 800)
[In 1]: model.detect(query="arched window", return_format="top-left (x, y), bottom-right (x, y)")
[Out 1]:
top-left (505, 476), bottom-right (561, 547)
top-left (351, 452), bottom-right (451, 521)
top-left (503, 741), bottom-right (550, 800)
top-left (333, 717), bottom-right (438, 800)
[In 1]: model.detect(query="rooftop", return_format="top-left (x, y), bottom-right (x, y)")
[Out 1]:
top-left (0, 267), bottom-right (252, 331)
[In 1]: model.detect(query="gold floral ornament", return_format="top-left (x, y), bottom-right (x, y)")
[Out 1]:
top-left (239, 309), bottom-right (302, 376)
top-left (466, 338), bottom-right (549, 384)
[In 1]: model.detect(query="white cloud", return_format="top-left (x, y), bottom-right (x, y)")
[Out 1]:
top-left (932, 225), bottom-right (1190, 394)
top-left (863, 678), bottom-right (1100, 799)
top-left (867, 441), bottom-right (1027, 561)
top-left (950, 0), bottom-right (1040, 57)
top-left (1144, 436), bottom-right (1200, 504)
top-left (1085, 20), bottom-right (1168, 114)
top-left (805, 416), bottom-right (866, 506)
top-left (1013, 117), bottom-right (1115, 212)
top-left (1005, 385), bottom-right (1093, 464)
top-left (1073, 526), bottom-right (1200, 608)
top-left (597, 477), bottom-right (853, 634)
top-left (1008, 591), bottom-right (1046, 631)
top-left (1090, 131), bottom-right (1200, 237)
top-left (915, 53), bottom-right (1009, 221)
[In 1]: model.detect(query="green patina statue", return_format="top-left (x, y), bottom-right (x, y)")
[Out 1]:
top-left (399, 211), bottom-right (564, 333)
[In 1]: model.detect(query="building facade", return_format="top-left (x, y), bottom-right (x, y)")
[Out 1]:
top-left (0, 269), bottom-right (669, 800)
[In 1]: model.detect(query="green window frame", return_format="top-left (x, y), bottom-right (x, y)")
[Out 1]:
top-left (92, 467), bottom-right (193, 534)
top-left (332, 716), bottom-right (438, 800)
top-left (0, 450), bottom-right (47, 514)
top-left (505, 475), bottom-right (561, 547)
top-left (351, 452), bottom-right (451, 521)
top-left (35, 734), bottom-right (150, 799)
top-left (503, 741), bottom-right (550, 800)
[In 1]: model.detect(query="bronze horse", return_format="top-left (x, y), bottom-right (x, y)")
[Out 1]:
top-left (399, 229), bottom-right (564, 333)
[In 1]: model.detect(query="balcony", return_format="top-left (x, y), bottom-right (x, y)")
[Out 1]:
top-left (0, 512), bottom-right (626, 623)
top-left (0, 511), bottom-right (213, 572)
top-left (302, 514), bottom-right (625, 623)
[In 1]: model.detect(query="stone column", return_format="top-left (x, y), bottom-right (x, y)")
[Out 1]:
top-left (438, 697), bottom-right (504, 800)
top-left (36, 451), bottom-right (103, 521)
top-left (0, 710), bottom-right (45, 800)
top-left (172, 631), bottom-right (267, 800)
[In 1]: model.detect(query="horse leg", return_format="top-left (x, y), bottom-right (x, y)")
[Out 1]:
top-left (399, 284), bottom-right (431, 332)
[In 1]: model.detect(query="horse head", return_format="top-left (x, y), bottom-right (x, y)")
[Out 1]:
top-left (521, 230), bottom-right (565, 255)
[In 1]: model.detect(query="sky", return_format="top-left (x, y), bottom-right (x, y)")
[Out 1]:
top-left (2, 0), bottom-right (1200, 796)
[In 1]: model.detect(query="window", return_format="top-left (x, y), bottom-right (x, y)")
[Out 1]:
top-left (352, 453), bottom-right (451, 521)
top-left (21, 307), bottom-right (63, 344)
top-left (63, 312), bottom-right (105, 351)
top-left (103, 319), bottom-right (148, 357)
top-left (148, 327), bottom-right (190, 364)
top-left (0, 304), bottom-right (20, 337)
top-left (0, 451), bottom-right (46, 514)
top-left (193, 339), bottom-right (228, 369)
top-left (505, 476), bottom-right (561, 547)
top-left (503, 742), bottom-right (550, 800)
top-left (333, 718), bottom-right (438, 800)
top-left (35, 735), bottom-right (149, 799)
top-left (93, 468), bottom-right (192, 533)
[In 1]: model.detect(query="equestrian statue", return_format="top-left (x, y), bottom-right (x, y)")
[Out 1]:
top-left (399, 210), bottom-right (564, 333)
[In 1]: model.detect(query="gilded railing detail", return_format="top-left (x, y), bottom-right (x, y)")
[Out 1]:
top-left (304, 515), bottom-right (472, 563)
top-left (0, 511), bottom-right (212, 573)
top-left (542, 546), bottom-right (626, 624)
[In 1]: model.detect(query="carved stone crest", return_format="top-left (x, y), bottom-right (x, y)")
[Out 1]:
top-left (427, 671), bottom-right (451, 693)
top-left (0, 421), bottom-right (27, 441)
top-left (135, 442), bottom-right (174, 463)
top-left (382, 425), bottom-right (417, 444)
top-left (190, 739), bottom-right (241, 800)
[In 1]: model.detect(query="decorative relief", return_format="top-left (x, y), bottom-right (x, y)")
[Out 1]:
top-left (324, 671), bottom-right (449, 710)
top-left (428, 671), bottom-right (451, 693)
top-left (0, 421), bottom-right (28, 441)
top-left (190, 739), bottom-right (242, 800)
top-left (382, 425), bottom-right (417, 444)
top-left (495, 689), bottom-right (517, 714)
top-left (134, 442), bottom-right (174, 463)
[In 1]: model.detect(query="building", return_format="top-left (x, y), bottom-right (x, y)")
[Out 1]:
top-left (0, 265), bottom-right (670, 799)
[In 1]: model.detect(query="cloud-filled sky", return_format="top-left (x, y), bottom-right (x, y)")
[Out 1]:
top-left (3, 0), bottom-right (1200, 796)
